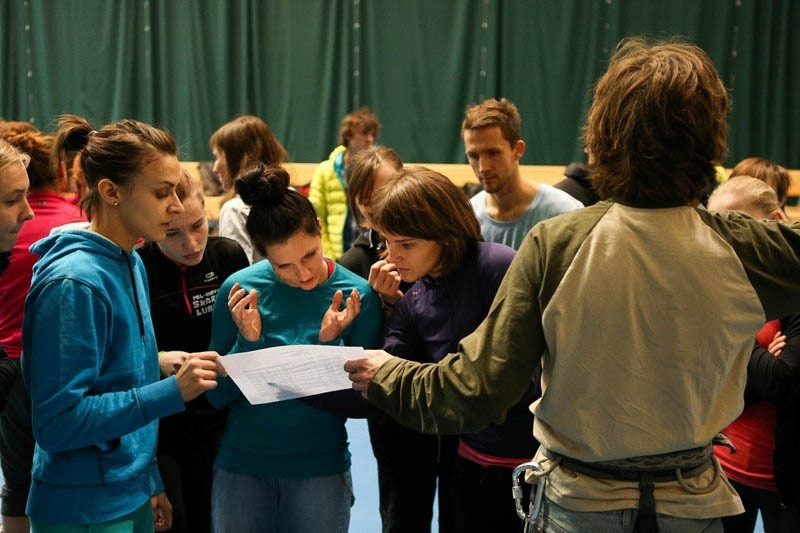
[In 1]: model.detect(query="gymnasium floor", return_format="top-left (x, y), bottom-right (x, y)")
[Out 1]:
top-left (0, 420), bottom-right (761, 532)
top-left (346, 417), bottom-right (441, 532)
top-left (346, 418), bottom-right (384, 532)
top-left (346, 418), bottom-right (383, 532)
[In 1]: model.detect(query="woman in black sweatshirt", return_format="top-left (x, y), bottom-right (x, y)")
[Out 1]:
top-left (138, 171), bottom-right (248, 533)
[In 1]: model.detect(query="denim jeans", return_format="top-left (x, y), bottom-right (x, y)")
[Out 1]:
top-left (211, 467), bottom-right (353, 533)
top-left (533, 497), bottom-right (722, 532)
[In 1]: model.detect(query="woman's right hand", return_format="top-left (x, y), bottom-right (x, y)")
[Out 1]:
top-left (228, 282), bottom-right (261, 342)
top-left (174, 352), bottom-right (226, 402)
top-left (368, 260), bottom-right (403, 306)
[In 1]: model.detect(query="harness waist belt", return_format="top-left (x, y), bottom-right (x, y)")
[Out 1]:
top-left (543, 443), bottom-right (715, 533)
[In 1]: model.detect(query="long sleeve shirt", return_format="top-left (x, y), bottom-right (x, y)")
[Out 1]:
top-left (367, 201), bottom-right (800, 518)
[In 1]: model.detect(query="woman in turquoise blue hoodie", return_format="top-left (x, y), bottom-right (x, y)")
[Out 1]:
top-left (21, 116), bottom-right (224, 532)
top-left (208, 163), bottom-right (381, 533)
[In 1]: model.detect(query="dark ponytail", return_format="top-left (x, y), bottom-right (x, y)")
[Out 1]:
top-left (51, 114), bottom-right (178, 220)
top-left (236, 163), bottom-right (319, 255)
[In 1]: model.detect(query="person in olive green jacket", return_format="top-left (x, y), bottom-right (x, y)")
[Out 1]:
top-left (345, 38), bottom-right (800, 532)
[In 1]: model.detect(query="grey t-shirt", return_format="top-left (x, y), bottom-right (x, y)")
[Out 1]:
top-left (470, 183), bottom-right (583, 249)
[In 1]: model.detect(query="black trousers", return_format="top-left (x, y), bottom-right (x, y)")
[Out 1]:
top-left (0, 365), bottom-right (33, 517)
top-left (156, 407), bottom-right (225, 533)
top-left (448, 454), bottom-right (529, 533)
top-left (368, 412), bottom-right (458, 533)
top-left (723, 479), bottom-right (800, 533)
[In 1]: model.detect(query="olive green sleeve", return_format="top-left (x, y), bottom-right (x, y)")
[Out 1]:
top-left (697, 209), bottom-right (800, 320)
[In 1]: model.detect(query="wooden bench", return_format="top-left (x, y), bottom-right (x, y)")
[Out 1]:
top-left (178, 161), bottom-right (800, 222)
top-left (180, 161), bottom-right (572, 221)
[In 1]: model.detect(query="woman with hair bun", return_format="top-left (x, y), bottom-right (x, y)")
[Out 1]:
top-left (207, 163), bottom-right (381, 533)
top-left (21, 115), bottom-right (224, 532)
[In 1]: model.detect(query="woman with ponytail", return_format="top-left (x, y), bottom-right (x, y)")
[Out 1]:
top-left (21, 115), bottom-right (224, 531)
top-left (207, 163), bottom-right (381, 533)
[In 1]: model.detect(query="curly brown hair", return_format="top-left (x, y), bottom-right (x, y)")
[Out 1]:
top-left (0, 121), bottom-right (54, 191)
top-left (339, 107), bottom-right (381, 147)
top-left (584, 37), bottom-right (729, 206)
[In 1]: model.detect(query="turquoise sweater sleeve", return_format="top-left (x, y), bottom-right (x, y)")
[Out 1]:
top-left (24, 280), bottom-right (184, 453)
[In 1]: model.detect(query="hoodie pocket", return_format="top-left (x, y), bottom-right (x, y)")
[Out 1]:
top-left (33, 430), bottom-right (153, 487)
top-left (97, 432), bottom-right (151, 484)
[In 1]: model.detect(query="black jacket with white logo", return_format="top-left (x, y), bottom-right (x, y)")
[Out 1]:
top-left (139, 237), bottom-right (249, 449)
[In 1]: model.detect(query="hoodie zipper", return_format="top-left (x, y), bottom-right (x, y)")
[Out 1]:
top-left (124, 252), bottom-right (147, 342)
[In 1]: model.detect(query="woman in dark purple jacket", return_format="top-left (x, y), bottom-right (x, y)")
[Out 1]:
top-left (368, 167), bottom-right (540, 533)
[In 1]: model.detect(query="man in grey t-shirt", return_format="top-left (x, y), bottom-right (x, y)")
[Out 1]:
top-left (463, 98), bottom-right (583, 249)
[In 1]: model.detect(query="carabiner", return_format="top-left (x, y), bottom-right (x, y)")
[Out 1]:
top-left (512, 460), bottom-right (546, 527)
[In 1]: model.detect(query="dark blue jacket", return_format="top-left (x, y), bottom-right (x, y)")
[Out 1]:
top-left (384, 241), bottom-right (540, 458)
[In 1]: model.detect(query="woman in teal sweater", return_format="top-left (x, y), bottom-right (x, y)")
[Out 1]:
top-left (207, 163), bottom-right (381, 533)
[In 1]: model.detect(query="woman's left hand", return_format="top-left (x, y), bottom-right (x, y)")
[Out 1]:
top-left (320, 289), bottom-right (361, 342)
top-left (151, 492), bottom-right (173, 531)
top-left (768, 331), bottom-right (787, 357)
top-left (228, 282), bottom-right (261, 342)
top-left (158, 350), bottom-right (188, 377)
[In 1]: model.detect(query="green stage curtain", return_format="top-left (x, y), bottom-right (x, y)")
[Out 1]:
top-left (1, 0), bottom-right (797, 167)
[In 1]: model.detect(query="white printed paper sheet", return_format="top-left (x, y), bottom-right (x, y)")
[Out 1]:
top-left (219, 344), bottom-right (363, 405)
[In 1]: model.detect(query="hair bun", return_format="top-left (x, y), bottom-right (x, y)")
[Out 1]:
top-left (236, 163), bottom-right (291, 206)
